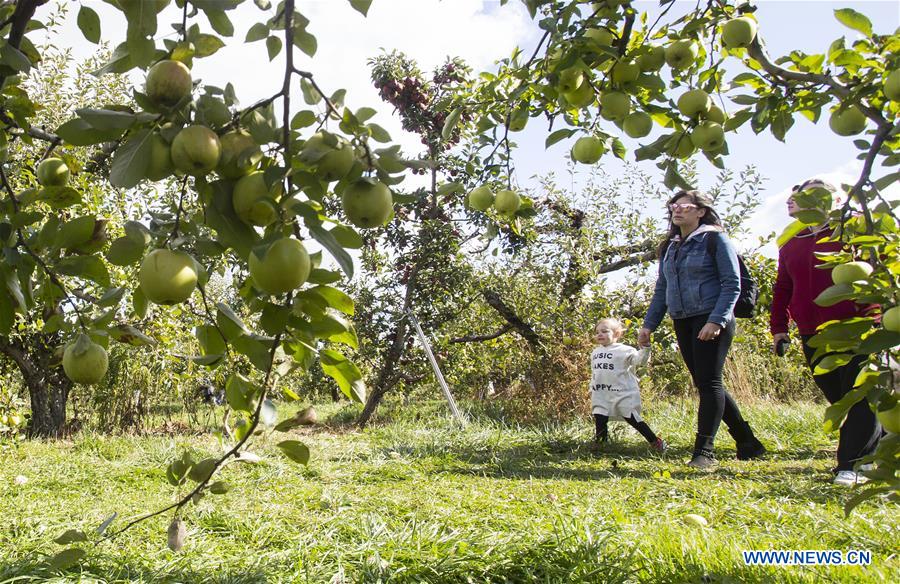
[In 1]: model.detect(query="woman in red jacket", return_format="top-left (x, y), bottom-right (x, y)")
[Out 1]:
top-left (770, 179), bottom-right (881, 486)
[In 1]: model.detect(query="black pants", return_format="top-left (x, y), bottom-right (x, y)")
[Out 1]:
top-left (673, 314), bottom-right (746, 443)
top-left (594, 414), bottom-right (658, 443)
top-left (800, 335), bottom-right (881, 472)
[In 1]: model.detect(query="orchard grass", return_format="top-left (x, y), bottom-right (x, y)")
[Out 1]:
top-left (0, 399), bottom-right (896, 583)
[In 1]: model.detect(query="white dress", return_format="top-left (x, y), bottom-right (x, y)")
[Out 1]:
top-left (589, 343), bottom-right (650, 421)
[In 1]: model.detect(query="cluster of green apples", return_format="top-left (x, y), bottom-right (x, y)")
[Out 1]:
top-left (466, 185), bottom-right (522, 216)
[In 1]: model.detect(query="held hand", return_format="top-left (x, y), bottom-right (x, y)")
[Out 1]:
top-left (772, 333), bottom-right (789, 354)
top-left (637, 327), bottom-right (652, 347)
top-left (697, 322), bottom-right (723, 341)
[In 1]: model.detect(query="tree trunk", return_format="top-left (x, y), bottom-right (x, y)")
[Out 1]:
top-left (357, 266), bottom-right (419, 428)
top-left (0, 335), bottom-right (72, 438)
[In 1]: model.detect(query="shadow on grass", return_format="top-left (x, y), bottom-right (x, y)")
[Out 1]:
top-left (0, 560), bottom-right (274, 584)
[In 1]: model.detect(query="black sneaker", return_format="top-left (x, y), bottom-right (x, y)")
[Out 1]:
top-left (687, 454), bottom-right (716, 469)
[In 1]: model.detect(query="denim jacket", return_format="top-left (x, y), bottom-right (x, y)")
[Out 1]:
top-left (642, 225), bottom-right (741, 330)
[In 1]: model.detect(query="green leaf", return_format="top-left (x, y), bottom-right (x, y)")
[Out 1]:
top-left (77, 5), bottom-right (102, 44)
top-left (204, 181), bottom-right (259, 260)
top-left (92, 43), bottom-right (133, 77)
top-left (308, 224), bottom-right (354, 279)
top-left (266, 35), bottom-right (282, 61)
top-left (834, 8), bottom-right (872, 37)
top-left (245, 22), bottom-right (269, 42)
top-left (47, 547), bottom-right (86, 571)
top-left (300, 78), bottom-right (322, 105)
top-left (36, 186), bottom-right (82, 209)
top-left (56, 118), bottom-right (127, 146)
top-left (329, 225), bottom-right (363, 249)
top-left (823, 385), bottom-right (867, 432)
top-left (231, 335), bottom-right (272, 371)
top-left (110, 129), bottom-right (152, 188)
top-left (55, 256), bottom-right (110, 287)
top-left (306, 286), bottom-right (355, 316)
top-left (216, 302), bottom-right (250, 340)
top-left (54, 529), bottom-right (88, 545)
top-left (348, 0), bottom-right (373, 16)
top-left (291, 110), bottom-right (316, 129)
top-left (204, 8), bottom-right (234, 36)
top-left (76, 108), bottom-right (137, 131)
top-left (194, 34), bottom-right (225, 58)
top-left (813, 283), bottom-right (855, 307)
top-left (106, 236), bottom-right (145, 266)
top-left (225, 373), bottom-right (256, 412)
top-left (277, 440), bottom-right (310, 464)
top-left (319, 348), bottom-right (366, 403)
top-left (545, 128), bottom-right (575, 148)
top-left (56, 215), bottom-right (96, 250)
top-left (0, 42), bottom-right (32, 72)
top-left (188, 458), bottom-right (217, 483)
top-left (858, 330), bottom-right (900, 353)
top-left (196, 324), bottom-right (227, 357)
top-left (109, 324), bottom-right (156, 347)
top-left (293, 28), bottom-right (317, 57)
top-left (441, 107), bottom-right (462, 141)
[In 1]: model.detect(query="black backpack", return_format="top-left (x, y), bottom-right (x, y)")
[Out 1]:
top-left (705, 233), bottom-right (758, 319)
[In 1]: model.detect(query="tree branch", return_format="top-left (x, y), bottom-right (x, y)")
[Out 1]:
top-left (449, 324), bottom-right (512, 344)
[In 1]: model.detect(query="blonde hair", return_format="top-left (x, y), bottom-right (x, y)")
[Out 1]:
top-left (595, 318), bottom-right (624, 336)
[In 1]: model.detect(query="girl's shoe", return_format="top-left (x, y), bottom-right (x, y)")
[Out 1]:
top-left (650, 438), bottom-right (668, 453)
top-left (833, 470), bottom-right (869, 486)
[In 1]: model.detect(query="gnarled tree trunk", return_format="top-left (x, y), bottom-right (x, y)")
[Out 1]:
top-left (0, 334), bottom-right (72, 438)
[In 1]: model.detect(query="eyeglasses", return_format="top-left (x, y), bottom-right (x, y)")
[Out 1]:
top-left (668, 203), bottom-right (698, 211)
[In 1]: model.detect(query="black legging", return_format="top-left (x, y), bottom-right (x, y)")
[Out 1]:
top-left (800, 335), bottom-right (881, 471)
top-left (672, 314), bottom-right (746, 441)
top-left (594, 414), bottom-right (658, 443)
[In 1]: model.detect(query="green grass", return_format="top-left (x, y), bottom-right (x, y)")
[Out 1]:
top-left (0, 398), bottom-right (896, 583)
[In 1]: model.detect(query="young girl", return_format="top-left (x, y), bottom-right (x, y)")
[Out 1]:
top-left (590, 318), bottom-right (666, 452)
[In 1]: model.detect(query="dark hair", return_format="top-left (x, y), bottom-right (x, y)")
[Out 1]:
top-left (656, 190), bottom-right (724, 258)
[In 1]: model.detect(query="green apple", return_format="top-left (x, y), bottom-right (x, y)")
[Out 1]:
top-left (145, 133), bottom-right (173, 181)
top-left (831, 261), bottom-right (873, 284)
top-left (600, 91), bottom-right (631, 121)
top-left (145, 60), bottom-right (192, 108)
top-left (139, 248), bottom-right (199, 305)
top-left (233, 171), bottom-right (280, 226)
top-left (704, 104), bottom-right (727, 124)
top-left (637, 45), bottom-right (665, 72)
top-left (467, 185), bottom-right (494, 211)
top-left (877, 403), bottom-right (900, 434)
top-left (558, 67), bottom-right (585, 94)
top-left (585, 27), bottom-right (615, 47)
top-left (829, 106), bottom-right (867, 136)
top-left (341, 179), bottom-right (393, 228)
top-left (249, 238), bottom-right (311, 295)
top-left (217, 130), bottom-right (260, 179)
top-left (317, 141), bottom-right (355, 182)
top-left (63, 334), bottom-right (109, 385)
top-left (508, 108), bottom-right (529, 132)
top-left (690, 121), bottom-right (725, 152)
top-left (564, 79), bottom-right (596, 108)
top-left (562, 336), bottom-right (574, 346)
top-left (623, 112), bottom-right (653, 138)
top-left (494, 189), bottom-right (521, 215)
top-left (665, 39), bottom-right (699, 70)
top-left (883, 306), bottom-right (900, 333)
top-left (36, 157), bottom-right (69, 186)
top-left (571, 136), bottom-right (606, 164)
top-left (677, 89), bottom-right (712, 118)
top-left (666, 132), bottom-right (697, 159)
top-left (170, 125), bottom-right (221, 176)
top-left (885, 69), bottom-right (900, 102)
top-left (611, 59), bottom-right (640, 86)
top-left (721, 17), bottom-right (757, 50)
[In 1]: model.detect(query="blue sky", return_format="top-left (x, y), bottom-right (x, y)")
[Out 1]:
top-left (49, 1), bottom-right (900, 262)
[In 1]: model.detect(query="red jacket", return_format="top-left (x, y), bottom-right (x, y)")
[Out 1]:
top-left (770, 227), bottom-right (869, 336)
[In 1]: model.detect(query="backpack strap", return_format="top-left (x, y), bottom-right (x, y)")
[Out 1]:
top-left (705, 231), bottom-right (719, 258)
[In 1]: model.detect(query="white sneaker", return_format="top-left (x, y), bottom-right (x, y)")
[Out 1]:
top-left (833, 470), bottom-right (869, 486)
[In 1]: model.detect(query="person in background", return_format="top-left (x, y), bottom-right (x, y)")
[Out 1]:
top-left (640, 190), bottom-right (766, 469)
top-left (770, 178), bottom-right (881, 486)
top-left (589, 318), bottom-right (666, 453)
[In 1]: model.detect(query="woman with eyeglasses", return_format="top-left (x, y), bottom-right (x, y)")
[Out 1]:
top-left (638, 190), bottom-right (766, 468)
top-left (771, 179), bottom-right (881, 486)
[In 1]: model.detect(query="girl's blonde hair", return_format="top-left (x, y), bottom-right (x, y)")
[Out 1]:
top-left (595, 318), bottom-right (625, 335)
